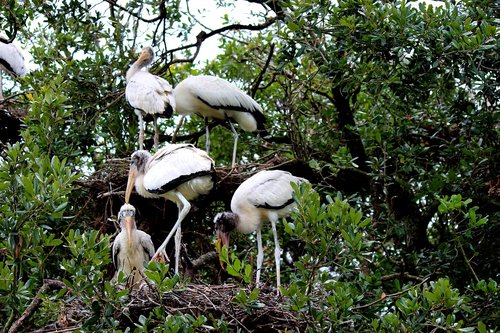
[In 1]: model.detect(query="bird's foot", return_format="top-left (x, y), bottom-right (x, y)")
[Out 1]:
top-left (151, 252), bottom-right (169, 263)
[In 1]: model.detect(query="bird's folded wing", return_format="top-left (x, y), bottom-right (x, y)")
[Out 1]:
top-left (143, 146), bottom-right (214, 193)
top-left (138, 231), bottom-right (155, 260)
top-left (190, 76), bottom-right (263, 113)
top-left (126, 72), bottom-right (173, 113)
top-left (244, 173), bottom-right (301, 209)
top-left (112, 238), bottom-right (121, 269)
top-left (155, 76), bottom-right (174, 93)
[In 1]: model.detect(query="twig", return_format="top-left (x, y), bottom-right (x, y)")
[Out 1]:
top-left (455, 235), bottom-right (480, 283)
top-left (33, 327), bottom-right (82, 333)
top-left (8, 280), bottom-right (68, 333)
top-left (380, 272), bottom-right (427, 282)
top-left (351, 276), bottom-right (430, 311)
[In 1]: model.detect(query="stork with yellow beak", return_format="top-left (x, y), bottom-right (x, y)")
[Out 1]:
top-left (124, 144), bottom-right (215, 274)
top-left (112, 203), bottom-right (155, 288)
top-left (126, 46), bottom-right (176, 150)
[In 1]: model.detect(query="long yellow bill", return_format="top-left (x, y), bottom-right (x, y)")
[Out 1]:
top-left (125, 168), bottom-right (137, 204)
top-left (125, 215), bottom-right (133, 247)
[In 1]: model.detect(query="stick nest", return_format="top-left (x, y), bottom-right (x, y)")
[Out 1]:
top-left (34, 282), bottom-right (307, 332)
top-left (125, 283), bottom-right (306, 332)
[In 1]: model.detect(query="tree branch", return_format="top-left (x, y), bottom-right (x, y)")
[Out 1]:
top-left (7, 280), bottom-right (68, 333)
top-left (158, 16), bottom-right (279, 72)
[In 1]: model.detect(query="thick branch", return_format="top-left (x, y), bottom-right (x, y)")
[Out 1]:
top-left (331, 86), bottom-right (368, 172)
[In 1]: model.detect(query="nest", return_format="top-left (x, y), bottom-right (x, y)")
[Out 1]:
top-left (30, 282), bottom-right (307, 332)
top-left (127, 283), bottom-right (306, 332)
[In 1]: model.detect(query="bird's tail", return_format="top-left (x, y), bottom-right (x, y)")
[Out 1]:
top-left (164, 104), bottom-right (174, 118)
top-left (253, 110), bottom-right (269, 138)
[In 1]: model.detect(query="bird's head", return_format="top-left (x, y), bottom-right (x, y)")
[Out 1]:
top-left (213, 212), bottom-right (238, 254)
top-left (137, 46), bottom-right (154, 67)
top-left (125, 150), bottom-right (151, 203)
top-left (118, 203), bottom-right (136, 247)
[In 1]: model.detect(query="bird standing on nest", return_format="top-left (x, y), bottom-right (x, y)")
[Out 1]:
top-left (112, 203), bottom-right (155, 289)
top-left (125, 143), bottom-right (215, 274)
top-left (126, 47), bottom-right (176, 150)
top-left (214, 170), bottom-right (309, 293)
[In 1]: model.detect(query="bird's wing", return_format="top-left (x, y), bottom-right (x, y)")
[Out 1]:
top-left (112, 237), bottom-right (121, 269)
top-left (0, 42), bottom-right (27, 77)
top-left (138, 230), bottom-right (155, 260)
top-left (125, 71), bottom-right (174, 115)
top-left (143, 144), bottom-right (214, 194)
top-left (188, 76), bottom-right (263, 114)
top-left (155, 75), bottom-right (174, 93)
top-left (240, 170), bottom-right (306, 209)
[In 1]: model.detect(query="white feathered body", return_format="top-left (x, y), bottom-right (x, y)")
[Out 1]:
top-left (231, 170), bottom-right (309, 234)
top-left (0, 41), bottom-right (27, 77)
top-left (126, 69), bottom-right (175, 117)
top-left (112, 228), bottom-right (154, 285)
top-left (174, 75), bottom-right (263, 132)
top-left (134, 144), bottom-right (215, 203)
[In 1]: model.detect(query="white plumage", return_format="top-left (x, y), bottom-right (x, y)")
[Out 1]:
top-left (173, 75), bottom-right (266, 167)
top-left (125, 143), bottom-right (215, 273)
top-left (126, 47), bottom-right (175, 150)
top-left (112, 203), bottom-right (155, 288)
top-left (0, 40), bottom-right (28, 99)
top-left (214, 170), bottom-right (309, 292)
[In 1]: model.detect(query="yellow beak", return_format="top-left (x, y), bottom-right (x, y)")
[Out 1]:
top-left (125, 216), bottom-right (133, 247)
top-left (125, 167), bottom-right (137, 204)
top-left (138, 48), bottom-right (152, 64)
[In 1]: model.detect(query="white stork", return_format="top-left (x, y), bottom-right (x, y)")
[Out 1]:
top-left (173, 75), bottom-right (266, 167)
top-left (0, 39), bottom-right (28, 100)
top-left (214, 170), bottom-right (309, 293)
top-left (126, 47), bottom-right (176, 150)
top-left (112, 203), bottom-right (155, 288)
top-left (124, 143), bottom-right (215, 274)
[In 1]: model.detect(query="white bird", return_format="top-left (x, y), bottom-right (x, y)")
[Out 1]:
top-left (126, 47), bottom-right (176, 150)
top-left (112, 203), bottom-right (155, 288)
top-left (125, 143), bottom-right (215, 274)
top-left (214, 170), bottom-right (309, 293)
top-left (0, 39), bottom-right (28, 100)
top-left (173, 75), bottom-right (266, 167)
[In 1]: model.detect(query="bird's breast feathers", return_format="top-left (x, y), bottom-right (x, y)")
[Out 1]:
top-left (126, 71), bottom-right (174, 114)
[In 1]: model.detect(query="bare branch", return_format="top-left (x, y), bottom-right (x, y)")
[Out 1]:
top-left (7, 280), bottom-right (68, 333)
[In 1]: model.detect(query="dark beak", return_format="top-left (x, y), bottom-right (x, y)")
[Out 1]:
top-left (215, 229), bottom-right (230, 253)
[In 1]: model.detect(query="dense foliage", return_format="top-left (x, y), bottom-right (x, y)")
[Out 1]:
top-left (0, 0), bottom-right (498, 331)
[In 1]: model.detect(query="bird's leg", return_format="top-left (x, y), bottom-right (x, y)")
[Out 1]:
top-left (150, 192), bottom-right (191, 275)
top-left (153, 114), bottom-right (159, 150)
top-left (0, 70), bottom-right (3, 100)
top-left (270, 218), bottom-right (281, 294)
top-left (138, 112), bottom-right (145, 150)
top-left (171, 115), bottom-right (185, 143)
top-left (174, 225), bottom-right (182, 274)
top-left (255, 229), bottom-right (263, 287)
top-left (205, 117), bottom-right (211, 154)
top-left (227, 118), bottom-right (239, 168)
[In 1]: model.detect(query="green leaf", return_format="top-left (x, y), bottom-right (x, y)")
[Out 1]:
top-left (477, 321), bottom-right (486, 333)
